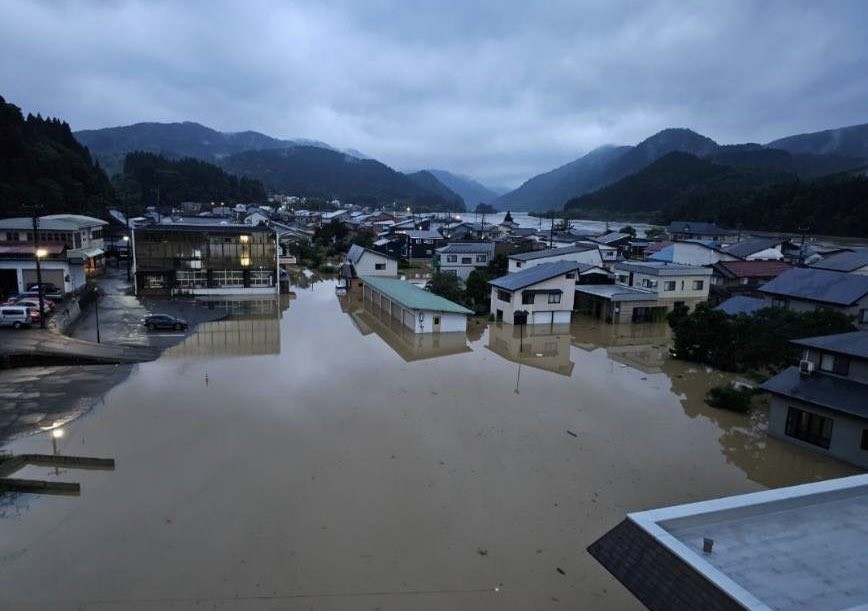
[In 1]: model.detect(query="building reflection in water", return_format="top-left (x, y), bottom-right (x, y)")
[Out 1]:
top-left (164, 296), bottom-right (285, 358)
top-left (339, 289), bottom-right (472, 363)
top-left (487, 321), bottom-right (575, 377)
top-left (569, 316), bottom-right (671, 374)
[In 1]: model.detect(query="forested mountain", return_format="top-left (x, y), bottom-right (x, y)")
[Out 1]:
top-left (120, 152), bottom-right (267, 207)
top-left (0, 95), bottom-right (114, 216)
top-left (426, 169), bottom-right (500, 208)
top-left (767, 123), bottom-right (868, 160)
top-left (404, 171), bottom-right (465, 209)
top-left (220, 147), bottom-right (465, 212)
top-left (75, 121), bottom-right (335, 176)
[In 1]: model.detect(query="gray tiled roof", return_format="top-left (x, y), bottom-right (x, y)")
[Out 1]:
top-left (811, 249), bottom-right (868, 273)
top-left (509, 245), bottom-right (595, 262)
top-left (721, 237), bottom-right (784, 258)
top-left (714, 296), bottom-right (766, 315)
top-left (791, 331), bottom-right (868, 361)
top-left (435, 242), bottom-right (494, 254)
top-left (348, 243), bottom-right (396, 265)
top-left (593, 232), bottom-right (630, 245)
top-left (489, 261), bottom-right (581, 291)
top-left (615, 261), bottom-right (712, 276)
top-left (759, 267), bottom-right (868, 306)
top-left (761, 366), bottom-right (868, 419)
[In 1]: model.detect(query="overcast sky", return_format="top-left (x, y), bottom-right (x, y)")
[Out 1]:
top-left (2, 1), bottom-right (867, 188)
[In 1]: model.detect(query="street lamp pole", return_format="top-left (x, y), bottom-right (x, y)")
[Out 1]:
top-left (30, 213), bottom-right (46, 328)
top-left (123, 236), bottom-right (131, 281)
top-left (94, 287), bottom-right (101, 343)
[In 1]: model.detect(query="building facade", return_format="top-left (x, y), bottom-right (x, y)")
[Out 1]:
top-left (433, 242), bottom-right (495, 281)
top-left (759, 267), bottom-right (868, 327)
top-left (359, 275), bottom-right (472, 334)
top-left (489, 261), bottom-right (583, 325)
top-left (508, 245), bottom-right (603, 273)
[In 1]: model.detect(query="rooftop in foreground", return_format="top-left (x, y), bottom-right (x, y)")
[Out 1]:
top-left (589, 474), bottom-right (868, 611)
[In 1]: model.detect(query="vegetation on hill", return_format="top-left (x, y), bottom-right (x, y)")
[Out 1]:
top-left (405, 171), bottom-right (465, 209)
top-left (426, 169), bottom-right (499, 209)
top-left (0, 95), bottom-right (114, 216)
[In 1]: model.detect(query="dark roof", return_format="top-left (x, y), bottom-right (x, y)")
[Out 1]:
top-left (588, 518), bottom-right (744, 611)
top-left (759, 267), bottom-right (868, 306)
top-left (509, 245), bottom-right (595, 262)
top-left (593, 232), bottom-right (631, 245)
top-left (347, 243), bottom-right (396, 265)
top-left (721, 238), bottom-right (785, 258)
top-left (791, 331), bottom-right (868, 361)
top-left (435, 241), bottom-right (494, 254)
top-left (489, 261), bottom-right (582, 291)
top-left (402, 229), bottom-right (444, 240)
top-left (645, 240), bottom-right (674, 254)
top-left (712, 260), bottom-right (791, 279)
top-left (761, 366), bottom-right (868, 419)
top-left (138, 224), bottom-right (273, 233)
top-left (714, 296), bottom-right (766, 315)
top-left (811, 248), bottom-right (868, 273)
top-left (667, 221), bottom-right (733, 236)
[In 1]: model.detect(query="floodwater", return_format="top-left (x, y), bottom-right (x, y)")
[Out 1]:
top-left (0, 279), bottom-right (858, 611)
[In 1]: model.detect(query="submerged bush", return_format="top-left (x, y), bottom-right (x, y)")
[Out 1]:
top-left (706, 383), bottom-right (755, 413)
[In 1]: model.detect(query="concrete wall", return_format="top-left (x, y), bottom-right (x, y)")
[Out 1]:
top-left (666, 243), bottom-right (738, 266)
top-left (490, 274), bottom-right (576, 325)
top-left (508, 249), bottom-right (602, 273)
top-left (618, 269), bottom-right (711, 301)
top-left (0, 259), bottom-right (83, 293)
top-left (767, 395), bottom-right (868, 469)
top-left (355, 252), bottom-right (398, 276)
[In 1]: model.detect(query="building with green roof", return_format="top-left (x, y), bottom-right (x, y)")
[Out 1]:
top-left (358, 275), bottom-right (472, 334)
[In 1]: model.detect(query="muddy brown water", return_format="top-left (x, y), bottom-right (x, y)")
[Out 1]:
top-left (0, 279), bottom-right (858, 610)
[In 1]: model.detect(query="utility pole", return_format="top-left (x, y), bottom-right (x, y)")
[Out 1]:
top-left (797, 226), bottom-right (810, 267)
top-left (25, 204), bottom-right (47, 329)
top-left (549, 215), bottom-right (554, 250)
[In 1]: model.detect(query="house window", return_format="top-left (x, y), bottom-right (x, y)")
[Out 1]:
top-left (692, 280), bottom-right (704, 290)
top-left (861, 309), bottom-right (868, 324)
top-left (6, 232), bottom-right (19, 241)
top-left (374, 263), bottom-right (386, 270)
top-left (212, 270), bottom-right (244, 287)
top-left (772, 298), bottom-right (788, 309)
top-left (641, 278), bottom-right (657, 289)
top-left (566, 272), bottom-right (576, 279)
top-left (447, 255), bottom-right (457, 263)
top-left (425, 250), bottom-right (432, 255)
top-left (862, 429), bottom-right (868, 452)
top-left (462, 257), bottom-right (473, 264)
top-left (516, 261), bottom-right (522, 268)
top-left (785, 406), bottom-right (833, 449)
top-left (819, 353), bottom-right (850, 376)
top-left (476, 255), bottom-right (487, 263)
top-left (663, 281), bottom-right (676, 291)
top-left (522, 292), bottom-right (535, 305)
top-left (144, 274), bottom-right (165, 289)
top-left (176, 270), bottom-right (208, 288)
top-left (548, 293), bottom-right (562, 304)
top-left (497, 290), bottom-right (511, 303)
top-left (250, 270), bottom-right (272, 287)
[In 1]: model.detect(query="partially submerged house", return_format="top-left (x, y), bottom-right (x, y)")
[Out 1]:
top-left (709, 260), bottom-right (792, 303)
top-left (507, 244), bottom-right (602, 273)
top-left (358, 275), bottom-right (472, 334)
top-left (342, 244), bottom-right (398, 287)
top-left (488, 261), bottom-right (587, 325)
top-left (759, 267), bottom-right (868, 327)
top-left (433, 242), bottom-right (495, 281)
top-left (762, 331), bottom-right (868, 469)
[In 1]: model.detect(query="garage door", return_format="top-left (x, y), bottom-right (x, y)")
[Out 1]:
top-left (22, 269), bottom-right (65, 291)
top-left (532, 310), bottom-right (555, 325)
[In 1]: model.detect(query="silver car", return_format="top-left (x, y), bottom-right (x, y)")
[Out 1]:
top-left (0, 306), bottom-right (32, 329)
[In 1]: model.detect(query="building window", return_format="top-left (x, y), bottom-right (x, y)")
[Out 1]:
top-left (860, 309), bottom-right (868, 324)
top-left (212, 270), bottom-right (244, 287)
top-left (548, 293), bottom-right (562, 304)
top-left (446, 255), bottom-right (457, 263)
top-left (515, 261), bottom-right (522, 268)
top-left (772, 298), bottom-right (788, 309)
top-left (6, 232), bottom-right (20, 241)
top-left (862, 429), bottom-right (868, 452)
top-left (144, 274), bottom-right (165, 289)
top-left (176, 270), bottom-right (208, 289)
top-left (785, 406), bottom-right (833, 449)
top-left (374, 263), bottom-right (386, 270)
top-left (819, 353), bottom-right (850, 376)
top-left (641, 278), bottom-right (657, 289)
top-left (497, 290), bottom-right (511, 303)
top-left (566, 272), bottom-right (576, 279)
top-left (663, 281), bottom-right (676, 291)
top-left (522, 292), bottom-right (535, 305)
top-left (425, 250), bottom-right (432, 255)
top-left (476, 255), bottom-right (487, 263)
top-left (461, 257), bottom-right (472, 264)
top-left (692, 280), bottom-right (704, 290)
top-left (250, 270), bottom-right (272, 287)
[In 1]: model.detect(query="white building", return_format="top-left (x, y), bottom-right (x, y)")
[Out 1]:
top-left (508, 244), bottom-right (602, 273)
top-left (721, 237), bottom-right (787, 261)
top-left (359, 275), bottom-right (472, 334)
top-left (434, 242), bottom-right (495, 281)
top-left (344, 244), bottom-right (398, 287)
top-left (648, 241), bottom-right (739, 266)
top-left (489, 261), bottom-right (583, 325)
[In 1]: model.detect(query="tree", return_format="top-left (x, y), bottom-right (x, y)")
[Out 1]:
top-left (619, 225), bottom-right (637, 238)
top-left (427, 272), bottom-right (465, 305)
top-left (475, 203), bottom-right (496, 214)
top-left (504, 211), bottom-right (514, 223)
top-left (645, 226), bottom-right (666, 239)
top-left (464, 269), bottom-right (492, 313)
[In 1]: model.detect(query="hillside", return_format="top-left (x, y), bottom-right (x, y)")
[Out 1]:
top-left (767, 123), bottom-right (868, 160)
top-left (121, 152), bottom-right (267, 206)
top-left (0, 95), bottom-right (114, 216)
top-left (75, 121), bottom-right (334, 176)
top-left (405, 171), bottom-right (465, 209)
top-left (426, 169), bottom-right (500, 208)
top-left (221, 147), bottom-right (465, 212)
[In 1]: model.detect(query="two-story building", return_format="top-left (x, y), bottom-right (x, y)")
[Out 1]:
top-left (759, 267), bottom-right (868, 327)
top-left (433, 242), bottom-right (495, 281)
top-left (132, 223), bottom-right (277, 296)
top-left (709, 260), bottom-right (792, 303)
top-left (342, 244), bottom-right (398, 288)
top-left (489, 261), bottom-right (585, 325)
top-left (667, 221), bottom-right (738, 243)
top-left (508, 244), bottom-right (602, 273)
top-left (398, 229), bottom-right (447, 259)
top-left (762, 331), bottom-right (868, 469)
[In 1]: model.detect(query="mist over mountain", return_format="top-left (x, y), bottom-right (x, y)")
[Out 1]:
top-left (767, 123), bottom-right (868, 160)
top-left (425, 170), bottom-right (500, 208)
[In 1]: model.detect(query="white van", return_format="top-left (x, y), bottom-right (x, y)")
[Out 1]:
top-left (0, 306), bottom-right (32, 329)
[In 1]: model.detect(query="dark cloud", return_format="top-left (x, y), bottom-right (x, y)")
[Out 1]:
top-left (2, 0), bottom-right (867, 187)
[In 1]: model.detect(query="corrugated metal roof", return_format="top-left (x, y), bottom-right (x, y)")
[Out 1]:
top-left (761, 366), bottom-right (868, 419)
top-left (812, 249), bottom-right (868, 273)
top-left (575, 284), bottom-right (657, 302)
top-left (359, 276), bottom-right (472, 314)
top-left (759, 267), bottom-right (868, 306)
top-left (593, 232), bottom-right (630, 245)
top-left (489, 261), bottom-right (582, 291)
top-left (0, 215), bottom-right (107, 230)
top-left (509, 244), bottom-right (595, 262)
top-left (791, 331), bottom-right (868, 360)
top-left (714, 296), bottom-right (766, 315)
top-left (722, 238), bottom-right (785, 258)
top-left (615, 261), bottom-right (712, 276)
top-left (435, 242), bottom-right (494, 254)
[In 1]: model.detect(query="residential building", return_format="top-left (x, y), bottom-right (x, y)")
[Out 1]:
top-left (811, 248), bottom-right (868, 275)
top-left (488, 261), bottom-right (585, 325)
top-left (433, 242), bottom-right (495, 281)
top-left (759, 267), bottom-right (868, 327)
top-left (487, 322), bottom-right (574, 377)
top-left (342, 244), bottom-right (398, 287)
top-left (667, 221), bottom-right (738, 243)
top-left (507, 244), bottom-right (602, 273)
top-left (0, 214), bottom-right (107, 276)
top-left (132, 223), bottom-right (277, 296)
top-left (589, 473), bottom-right (868, 611)
top-left (398, 229), bottom-right (447, 259)
top-left (721, 237), bottom-right (786, 261)
top-left (709, 260), bottom-right (792, 303)
top-left (648, 241), bottom-right (739, 266)
top-left (714, 295), bottom-right (766, 316)
top-left (0, 242), bottom-right (86, 299)
top-left (358, 276), bottom-right (472, 334)
top-left (762, 331), bottom-right (868, 469)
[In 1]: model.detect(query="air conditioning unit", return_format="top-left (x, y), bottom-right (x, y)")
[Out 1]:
top-left (799, 359), bottom-right (814, 376)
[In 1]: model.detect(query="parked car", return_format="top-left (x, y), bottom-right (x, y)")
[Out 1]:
top-left (27, 282), bottom-right (61, 294)
top-left (13, 298), bottom-right (55, 312)
top-left (0, 306), bottom-right (32, 329)
top-left (11, 294), bottom-right (57, 309)
top-left (143, 314), bottom-right (188, 331)
top-left (21, 288), bottom-right (63, 301)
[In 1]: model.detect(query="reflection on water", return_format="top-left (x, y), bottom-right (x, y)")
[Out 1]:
top-left (0, 279), bottom-right (860, 611)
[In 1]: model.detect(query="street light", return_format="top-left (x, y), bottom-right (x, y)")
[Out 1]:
top-left (34, 247), bottom-right (47, 328)
top-left (93, 287), bottom-right (101, 344)
top-left (122, 235), bottom-right (131, 281)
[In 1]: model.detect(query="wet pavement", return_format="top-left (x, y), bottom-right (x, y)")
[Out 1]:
top-left (0, 277), bottom-right (860, 610)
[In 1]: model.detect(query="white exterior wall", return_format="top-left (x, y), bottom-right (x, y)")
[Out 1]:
top-left (744, 246), bottom-right (784, 261)
top-left (0, 259), bottom-right (82, 293)
top-left (619, 269), bottom-right (711, 300)
top-left (355, 252), bottom-right (398, 276)
top-left (508, 249), bottom-right (602, 273)
top-left (762, 295), bottom-right (868, 327)
top-left (668, 243), bottom-right (738, 266)
top-left (415, 311), bottom-right (466, 333)
top-left (490, 274), bottom-right (576, 325)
